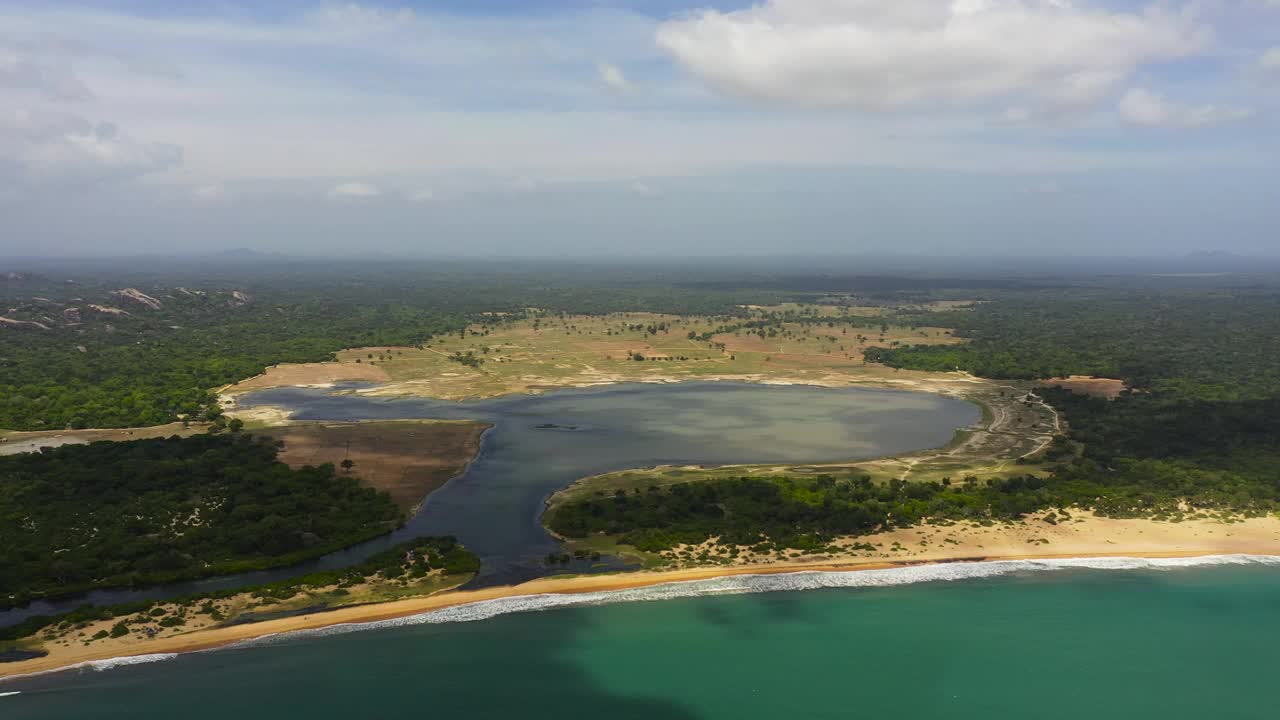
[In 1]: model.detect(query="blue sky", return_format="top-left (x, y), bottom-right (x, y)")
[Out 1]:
top-left (1, 0), bottom-right (1277, 258)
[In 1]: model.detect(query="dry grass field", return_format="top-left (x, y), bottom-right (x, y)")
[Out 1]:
top-left (223, 360), bottom-right (390, 392)
top-left (1046, 376), bottom-right (1127, 399)
top-left (0, 422), bottom-right (210, 456)
top-left (221, 303), bottom-right (1057, 489)
top-left (255, 421), bottom-right (489, 512)
top-left (271, 305), bottom-right (968, 401)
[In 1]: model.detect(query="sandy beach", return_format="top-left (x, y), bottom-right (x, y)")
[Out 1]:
top-left (5, 512), bottom-right (1279, 682)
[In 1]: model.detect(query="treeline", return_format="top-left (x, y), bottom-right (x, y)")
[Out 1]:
top-left (1035, 386), bottom-right (1280, 517)
top-left (858, 288), bottom-right (1280, 530)
top-left (547, 459), bottom-right (1280, 553)
top-left (547, 475), bottom-right (1042, 552)
top-left (0, 283), bottom-right (465, 430)
top-left (550, 287), bottom-right (1280, 552)
top-left (0, 434), bottom-right (405, 609)
top-left (0, 265), bottom-right (788, 431)
top-left (1040, 387), bottom-right (1280, 464)
top-left (862, 290), bottom-right (1280, 400)
top-left (0, 536), bottom-right (479, 643)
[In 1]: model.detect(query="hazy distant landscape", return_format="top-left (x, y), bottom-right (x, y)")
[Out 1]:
top-left (4, 0), bottom-right (1280, 716)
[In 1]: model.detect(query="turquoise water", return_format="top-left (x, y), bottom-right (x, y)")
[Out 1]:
top-left (5, 560), bottom-right (1276, 719)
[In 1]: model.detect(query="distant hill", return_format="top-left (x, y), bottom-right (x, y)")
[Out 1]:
top-left (215, 247), bottom-right (284, 259)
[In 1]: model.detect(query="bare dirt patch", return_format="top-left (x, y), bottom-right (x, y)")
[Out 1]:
top-left (1046, 376), bottom-right (1126, 399)
top-left (228, 361), bottom-right (389, 392)
top-left (255, 421), bottom-right (489, 512)
top-left (0, 422), bottom-right (209, 456)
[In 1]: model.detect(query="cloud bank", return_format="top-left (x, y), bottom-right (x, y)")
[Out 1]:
top-left (656, 0), bottom-right (1207, 116)
top-left (1118, 88), bottom-right (1252, 128)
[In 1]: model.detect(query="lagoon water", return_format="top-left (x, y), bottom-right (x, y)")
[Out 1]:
top-left (3, 381), bottom-right (979, 627)
top-left (252, 381), bottom-right (979, 584)
top-left (5, 560), bottom-right (1278, 718)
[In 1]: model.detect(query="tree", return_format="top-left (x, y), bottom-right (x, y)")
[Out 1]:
top-left (341, 458), bottom-right (355, 473)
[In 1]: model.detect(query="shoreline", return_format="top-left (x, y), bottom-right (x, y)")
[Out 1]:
top-left (5, 537), bottom-right (1280, 682)
top-left (226, 366), bottom-right (994, 406)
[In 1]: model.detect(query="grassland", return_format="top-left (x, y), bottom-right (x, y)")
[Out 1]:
top-left (221, 305), bottom-right (962, 402)
top-left (222, 303), bottom-right (1058, 487)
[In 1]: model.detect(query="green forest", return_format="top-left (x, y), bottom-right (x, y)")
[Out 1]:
top-left (0, 536), bottom-right (479, 643)
top-left (551, 285), bottom-right (1280, 552)
top-left (0, 433), bottom-right (405, 609)
top-left (0, 281), bottom-right (466, 430)
top-left (0, 263), bottom-right (782, 431)
top-left (861, 290), bottom-right (1280, 400)
top-left (546, 455), bottom-right (1280, 554)
top-left (7, 263), bottom-right (1280, 607)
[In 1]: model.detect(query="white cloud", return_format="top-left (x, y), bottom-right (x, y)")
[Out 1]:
top-left (656, 0), bottom-right (1207, 114)
top-left (629, 181), bottom-right (659, 196)
top-left (1022, 180), bottom-right (1062, 195)
top-left (408, 188), bottom-right (434, 203)
top-left (597, 61), bottom-right (629, 91)
top-left (327, 181), bottom-right (381, 199)
top-left (1, 109), bottom-right (181, 186)
top-left (1118, 88), bottom-right (1252, 128)
top-left (309, 3), bottom-right (417, 30)
top-left (0, 0), bottom-right (1269, 210)
top-left (1259, 47), bottom-right (1280, 75)
top-left (0, 46), bottom-right (93, 101)
top-left (193, 183), bottom-right (224, 201)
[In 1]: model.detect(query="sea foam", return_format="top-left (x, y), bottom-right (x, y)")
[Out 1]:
top-left (237, 554), bottom-right (1280, 647)
top-left (0, 652), bottom-right (180, 685)
top-left (8, 554), bottom-right (1277, 682)
top-left (82, 653), bottom-right (180, 671)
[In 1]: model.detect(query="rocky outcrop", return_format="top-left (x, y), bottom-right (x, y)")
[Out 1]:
top-left (63, 307), bottom-right (82, 323)
top-left (0, 317), bottom-right (50, 330)
top-left (88, 304), bottom-right (130, 316)
top-left (111, 288), bottom-right (163, 310)
top-left (230, 290), bottom-right (252, 306)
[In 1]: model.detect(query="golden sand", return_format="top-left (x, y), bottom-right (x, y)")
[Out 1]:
top-left (5, 512), bottom-right (1279, 681)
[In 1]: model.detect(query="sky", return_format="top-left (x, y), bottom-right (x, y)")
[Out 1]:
top-left (1, 0), bottom-right (1278, 258)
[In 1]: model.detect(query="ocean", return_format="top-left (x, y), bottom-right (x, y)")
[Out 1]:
top-left (4, 557), bottom-right (1276, 719)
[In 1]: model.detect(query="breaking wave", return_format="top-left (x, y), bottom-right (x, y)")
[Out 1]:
top-left (81, 653), bottom-right (180, 672)
top-left (0, 653), bottom-right (179, 685)
top-left (8, 554), bottom-right (1277, 682)
top-left (239, 554), bottom-right (1280, 647)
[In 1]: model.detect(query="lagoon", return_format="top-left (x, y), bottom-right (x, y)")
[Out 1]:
top-left (2, 381), bottom-right (977, 624)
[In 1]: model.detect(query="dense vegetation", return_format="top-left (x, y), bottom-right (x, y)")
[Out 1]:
top-left (547, 475), bottom-right (1036, 552)
top-left (0, 262), bottom-right (793, 430)
top-left (0, 536), bottom-right (478, 643)
top-left (858, 288), bottom-right (1280, 531)
top-left (0, 277), bottom-right (465, 430)
top-left (862, 291), bottom-right (1280, 400)
top-left (0, 433), bottom-right (405, 609)
top-left (548, 457), bottom-right (1280, 553)
top-left (616, 280), bottom-right (1272, 549)
top-left (553, 286), bottom-right (1280, 552)
top-left (8, 262), bottom-right (1280, 592)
